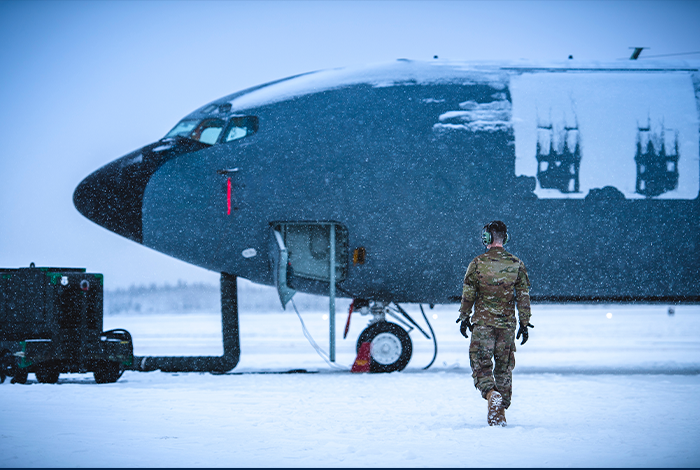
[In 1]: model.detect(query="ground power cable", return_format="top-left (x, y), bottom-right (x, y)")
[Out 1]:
top-left (419, 305), bottom-right (438, 370)
top-left (291, 299), bottom-right (349, 371)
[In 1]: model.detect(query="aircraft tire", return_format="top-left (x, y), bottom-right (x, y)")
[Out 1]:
top-left (356, 321), bottom-right (412, 373)
top-left (0, 349), bottom-right (13, 381)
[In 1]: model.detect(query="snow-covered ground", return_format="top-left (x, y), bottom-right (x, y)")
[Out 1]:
top-left (2, 302), bottom-right (699, 467)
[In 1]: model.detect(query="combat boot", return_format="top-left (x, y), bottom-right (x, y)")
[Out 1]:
top-left (494, 404), bottom-right (507, 427)
top-left (486, 390), bottom-right (503, 426)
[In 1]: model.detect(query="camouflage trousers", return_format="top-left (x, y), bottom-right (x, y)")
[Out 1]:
top-left (469, 325), bottom-right (516, 409)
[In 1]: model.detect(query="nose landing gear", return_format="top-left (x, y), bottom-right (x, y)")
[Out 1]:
top-left (351, 300), bottom-right (434, 373)
top-left (356, 321), bottom-right (412, 373)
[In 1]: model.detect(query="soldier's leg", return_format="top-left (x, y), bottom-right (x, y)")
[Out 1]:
top-left (469, 325), bottom-right (497, 399)
top-left (493, 327), bottom-right (516, 409)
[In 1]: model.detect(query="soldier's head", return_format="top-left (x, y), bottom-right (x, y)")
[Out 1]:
top-left (482, 220), bottom-right (508, 247)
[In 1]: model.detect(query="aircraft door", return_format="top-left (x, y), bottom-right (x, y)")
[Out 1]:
top-left (270, 228), bottom-right (296, 308)
top-left (270, 222), bottom-right (348, 309)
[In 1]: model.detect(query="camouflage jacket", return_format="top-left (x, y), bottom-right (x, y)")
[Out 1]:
top-left (458, 247), bottom-right (531, 329)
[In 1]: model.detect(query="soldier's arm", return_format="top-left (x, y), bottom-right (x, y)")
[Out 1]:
top-left (515, 261), bottom-right (532, 326)
top-left (458, 260), bottom-right (478, 322)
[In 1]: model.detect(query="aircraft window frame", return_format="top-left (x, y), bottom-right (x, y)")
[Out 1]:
top-left (164, 115), bottom-right (258, 145)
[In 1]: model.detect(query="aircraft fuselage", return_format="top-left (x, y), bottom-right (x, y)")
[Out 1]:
top-left (75, 60), bottom-right (700, 305)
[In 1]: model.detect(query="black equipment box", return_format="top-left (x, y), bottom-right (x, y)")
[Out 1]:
top-left (0, 264), bottom-right (133, 384)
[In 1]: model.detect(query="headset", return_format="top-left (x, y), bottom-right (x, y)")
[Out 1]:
top-left (481, 221), bottom-right (509, 246)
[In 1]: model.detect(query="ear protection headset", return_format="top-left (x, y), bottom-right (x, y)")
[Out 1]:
top-left (481, 221), bottom-right (509, 246)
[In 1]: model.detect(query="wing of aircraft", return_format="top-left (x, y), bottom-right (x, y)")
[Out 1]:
top-left (74, 59), bottom-right (700, 372)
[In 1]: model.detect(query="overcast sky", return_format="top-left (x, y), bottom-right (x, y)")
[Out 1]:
top-left (1, 0), bottom-right (699, 289)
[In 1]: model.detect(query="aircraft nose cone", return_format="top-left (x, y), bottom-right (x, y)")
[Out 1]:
top-left (74, 137), bottom-right (212, 243)
top-left (73, 150), bottom-right (149, 243)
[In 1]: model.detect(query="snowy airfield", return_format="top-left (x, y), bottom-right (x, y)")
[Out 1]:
top-left (2, 296), bottom-right (700, 467)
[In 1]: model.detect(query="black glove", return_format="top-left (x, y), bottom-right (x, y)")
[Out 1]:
top-left (516, 323), bottom-right (534, 345)
top-left (457, 317), bottom-right (473, 339)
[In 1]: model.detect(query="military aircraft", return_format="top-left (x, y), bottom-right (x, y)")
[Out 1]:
top-left (74, 59), bottom-right (700, 373)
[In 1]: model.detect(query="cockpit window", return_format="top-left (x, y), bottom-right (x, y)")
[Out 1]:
top-left (165, 120), bottom-right (198, 139)
top-left (223, 116), bottom-right (259, 143)
top-left (164, 115), bottom-right (258, 144)
top-left (226, 127), bottom-right (248, 141)
top-left (164, 118), bottom-right (225, 145)
top-left (192, 119), bottom-right (225, 145)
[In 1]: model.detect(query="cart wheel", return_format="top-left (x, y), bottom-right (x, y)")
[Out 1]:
top-left (94, 362), bottom-right (121, 384)
top-left (35, 368), bottom-right (60, 384)
top-left (11, 369), bottom-right (28, 384)
top-left (356, 321), bottom-right (412, 373)
top-left (1, 349), bottom-right (12, 383)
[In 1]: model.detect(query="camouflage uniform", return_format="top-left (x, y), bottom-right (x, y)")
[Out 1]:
top-left (458, 247), bottom-right (530, 409)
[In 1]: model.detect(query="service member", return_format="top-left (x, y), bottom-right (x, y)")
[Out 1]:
top-left (457, 220), bottom-right (533, 426)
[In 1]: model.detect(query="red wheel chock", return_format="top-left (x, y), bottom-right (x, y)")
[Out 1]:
top-left (351, 341), bottom-right (371, 373)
